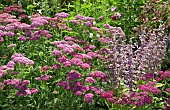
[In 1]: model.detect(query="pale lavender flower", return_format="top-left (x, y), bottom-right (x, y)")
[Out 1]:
top-left (52, 49), bottom-right (62, 57)
top-left (63, 61), bottom-right (72, 67)
top-left (81, 63), bottom-right (91, 69)
top-left (84, 21), bottom-right (93, 27)
top-left (91, 27), bottom-right (101, 31)
top-left (103, 24), bottom-right (111, 29)
top-left (55, 12), bottom-right (70, 18)
top-left (7, 61), bottom-right (15, 68)
top-left (111, 7), bottom-right (116, 12)
top-left (13, 57), bottom-right (34, 66)
top-left (18, 36), bottom-right (27, 41)
top-left (11, 53), bottom-right (25, 59)
top-left (70, 57), bottom-right (83, 66)
top-left (70, 19), bottom-right (80, 25)
top-left (4, 79), bottom-right (22, 85)
top-left (7, 44), bottom-right (16, 48)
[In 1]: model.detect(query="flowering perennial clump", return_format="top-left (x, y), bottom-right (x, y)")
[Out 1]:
top-left (0, 2), bottom-right (170, 110)
top-left (138, 82), bottom-right (161, 94)
top-left (84, 93), bottom-right (94, 103)
top-left (66, 70), bottom-right (82, 81)
top-left (35, 75), bottom-right (52, 81)
top-left (11, 53), bottom-right (34, 66)
top-left (4, 79), bottom-right (38, 96)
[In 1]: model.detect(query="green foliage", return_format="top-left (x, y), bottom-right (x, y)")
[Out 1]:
top-left (0, 0), bottom-right (170, 110)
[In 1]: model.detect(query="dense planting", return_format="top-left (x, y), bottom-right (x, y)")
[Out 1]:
top-left (0, 0), bottom-right (170, 110)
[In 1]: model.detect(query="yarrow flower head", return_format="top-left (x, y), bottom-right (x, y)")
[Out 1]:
top-left (18, 36), bottom-right (27, 41)
top-left (101, 91), bottom-right (114, 98)
top-left (90, 86), bottom-right (105, 94)
top-left (90, 70), bottom-right (107, 82)
top-left (6, 61), bottom-right (15, 68)
top-left (35, 75), bottom-right (52, 81)
top-left (166, 88), bottom-right (170, 93)
top-left (11, 53), bottom-right (25, 59)
top-left (138, 82), bottom-right (161, 94)
top-left (140, 73), bottom-right (154, 81)
top-left (53, 64), bottom-right (60, 70)
top-left (66, 70), bottom-right (82, 80)
top-left (74, 91), bottom-right (82, 96)
top-left (85, 77), bottom-right (96, 83)
top-left (84, 93), bottom-right (94, 103)
top-left (12, 57), bottom-right (34, 66)
top-left (57, 80), bottom-right (71, 90)
top-left (41, 66), bottom-right (49, 72)
top-left (55, 12), bottom-right (70, 18)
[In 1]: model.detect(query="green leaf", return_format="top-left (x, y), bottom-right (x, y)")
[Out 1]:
top-left (156, 83), bottom-right (165, 88)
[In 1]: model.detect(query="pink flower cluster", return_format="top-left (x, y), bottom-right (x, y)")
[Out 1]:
top-left (51, 39), bottom-right (96, 69)
top-left (70, 19), bottom-right (81, 25)
top-left (5, 22), bottom-right (30, 31)
top-left (140, 73), bottom-right (155, 81)
top-left (30, 14), bottom-right (50, 27)
top-left (0, 29), bottom-right (15, 38)
top-left (6, 61), bottom-right (15, 68)
top-left (57, 69), bottom-right (107, 103)
top-left (89, 71), bottom-right (107, 82)
top-left (90, 86), bottom-right (105, 94)
top-left (85, 77), bottom-right (96, 83)
top-left (4, 79), bottom-right (38, 96)
top-left (75, 14), bottom-right (95, 21)
top-left (101, 90), bottom-right (114, 98)
top-left (104, 92), bottom-right (153, 106)
top-left (3, 4), bottom-right (23, 13)
top-left (0, 65), bottom-right (14, 77)
top-left (66, 70), bottom-right (82, 80)
top-left (55, 12), bottom-right (70, 18)
top-left (11, 53), bottom-right (34, 66)
top-left (51, 40), bottom-right (83, 54)
top-left (166, 88), bottom-right (170, 93)
top-left (71, 81), bottom-right (89, 93)
top-left (57, 81), bottom-right (71, 90)
top-left (138, 82), bottom-right (161, 94)
top-left (84, 93), bottom-right (94, 103)
top-left (70, 14), bottom-right (95, 27)
top-left (35, 75), bottom-right (52, 81)
top-left (156, 70), bottom-right (170, 81)
top-left (0, 13), bottom-right (19, 23)
top-left (30, 30), bottom-right (52, 40)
